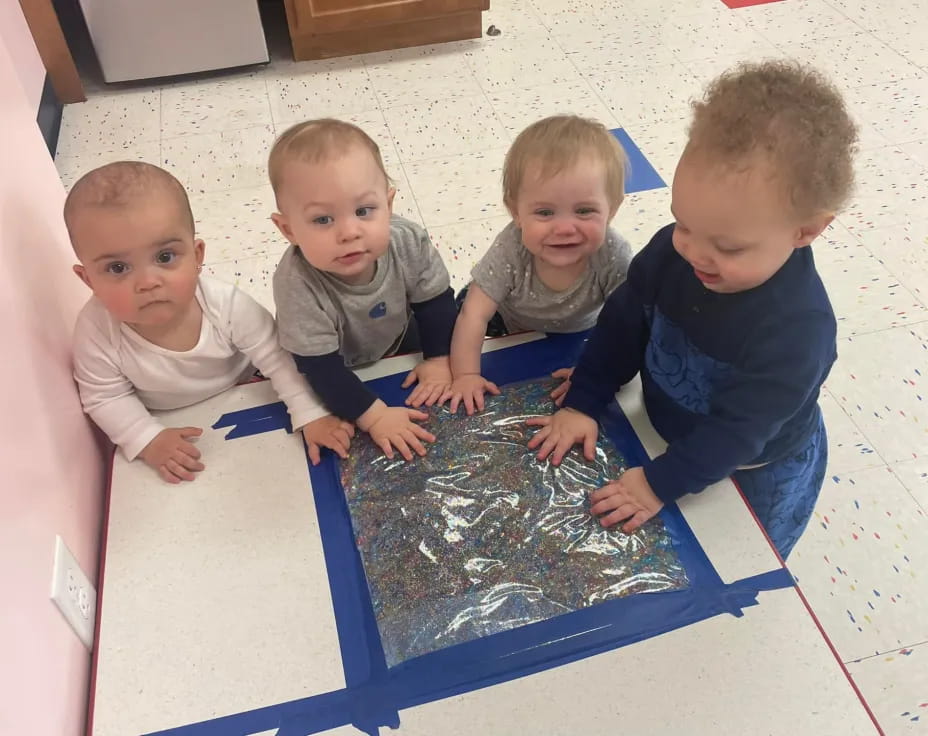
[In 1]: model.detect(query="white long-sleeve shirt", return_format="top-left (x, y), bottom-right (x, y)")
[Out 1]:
top-left (73, 276), bottom-right (328, 460)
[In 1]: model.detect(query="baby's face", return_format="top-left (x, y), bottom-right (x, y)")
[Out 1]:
top-left (510, 157), bottom-right (613, 271)
top-left (72, 191), bottom-right (203, 328)
top-left (670, 152), bottom-right (831, 294)
top-left (272, 145), bottom-right (395, 286)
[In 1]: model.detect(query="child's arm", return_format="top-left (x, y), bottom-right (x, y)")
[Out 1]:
top-left (643, 311), bottom-right (835, 506)
top-left (394, 219), bottom-right (457, 408)
top-left (444, 284), bottom-right (501, 415)
top-left (528, 242), bottom-right (656, 464)
top-left (227, 287), bottom-right (329, 430)
top-left (403, 287), bottom-right (457, 408)
top-left (73, 319), bottom-right (204, 483)
top-left (293, 352), bottom-right (435, 462)
top-left (226, 288), bottom-right (355, 463)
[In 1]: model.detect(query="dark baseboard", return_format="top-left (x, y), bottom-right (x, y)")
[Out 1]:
top-left (37, 75), bottom-right (63, 158)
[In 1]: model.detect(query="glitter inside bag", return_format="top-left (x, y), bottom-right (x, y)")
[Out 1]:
top-left (340, 378), bottom-right (690, 666)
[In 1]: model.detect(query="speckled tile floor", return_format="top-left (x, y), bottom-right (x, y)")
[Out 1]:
top-left (56, 0), bottom-right (928, 730)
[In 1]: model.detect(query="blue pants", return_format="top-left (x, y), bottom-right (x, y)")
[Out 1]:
top-left (733, 409), bottom-right (828, 560)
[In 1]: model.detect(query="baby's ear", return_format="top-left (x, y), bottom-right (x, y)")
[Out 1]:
top-left (73, 264), bottom-right (91, 289)
top-left (795, 214), bottom-right (835, 248)
top-left (504, 198), bottom-right (520, 226)
top-left (193, 238), bottom-right (206, 266)
top-left (271, 212), bottom-right (297, 244)
top-left (386, 187), bottom-right (396, 213)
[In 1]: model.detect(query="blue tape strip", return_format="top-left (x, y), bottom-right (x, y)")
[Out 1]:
top-left (151, 333), bottom-right (791, 736)
top-left (212, 400), bottom-right (292, 439)
top-left (610, 128), bottom-right (667, 194)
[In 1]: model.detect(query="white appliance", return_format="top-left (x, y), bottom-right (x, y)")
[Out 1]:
top-left (79, 0), bottom-right (269, 83)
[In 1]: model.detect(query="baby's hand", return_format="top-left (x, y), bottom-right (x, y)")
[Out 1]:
top-left (360, 403), bottom-right (436, 461)
top-left (526, 407), bottom-right (598, 466)
top-left (589, 467), bottom-right (663, 533)
top-left (549, 367), bottom-right (574, 407)
top-left (442, 373), bottom-right (501, 415)
top-left (301, 415), bottom-right (356, 465)
top-left (139, 427), bottom-right (205, 484)
top-left (403, 356), bottom-right (452, 408)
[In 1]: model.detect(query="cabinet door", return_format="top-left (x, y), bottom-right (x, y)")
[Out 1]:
top-left (284, 0), bottom-right (489, 60)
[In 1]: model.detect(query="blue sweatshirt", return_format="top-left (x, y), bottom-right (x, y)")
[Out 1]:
top-left (564, 224), bottom-right (837, 503)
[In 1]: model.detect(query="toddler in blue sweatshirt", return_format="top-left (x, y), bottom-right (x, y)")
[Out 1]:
top-left (527, 61), bottom-right (858, 558)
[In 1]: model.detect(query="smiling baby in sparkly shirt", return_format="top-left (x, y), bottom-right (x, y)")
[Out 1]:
top-left (444, 115), bottom-right (633, 416)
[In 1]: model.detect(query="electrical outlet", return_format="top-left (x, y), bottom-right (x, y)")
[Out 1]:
top-left (50, 535), bottom-right (96, 650)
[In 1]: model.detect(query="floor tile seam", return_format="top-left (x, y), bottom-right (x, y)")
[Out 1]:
top-left (822, 386), bottom-right (893, 470)
top-left (396, 145), bottom-right (511, 169)
top-left (843, 639), bottom-right (928, 665)
top-left (379, 113), bottom-right (427, 226)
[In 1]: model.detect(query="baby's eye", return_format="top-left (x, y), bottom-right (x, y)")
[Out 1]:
top-left (106, 262), bottom-right (129, 275)
top-left (576, 207), bottom-right (597, 216)
top-left (313, 215), bottom-right (333, 225)
top-left (356, 206), bottom-right (375, 217)
top-left (155, 250), bottom-right (177, 264)
top-left (535, 208), bottom-right (554, 217)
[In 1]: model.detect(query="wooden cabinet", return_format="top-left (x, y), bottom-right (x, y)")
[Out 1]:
top-left (283, 0), bottom-right (488, 60)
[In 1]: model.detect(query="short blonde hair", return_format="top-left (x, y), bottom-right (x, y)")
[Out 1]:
top-left (64, 161), bottom-right (195, 252)
top-left (268, 118), bottom-right (390, 201)
top-left (502, 115), bottom-right (627, 214)
top-left (687, 60), bottom-right (858, 217)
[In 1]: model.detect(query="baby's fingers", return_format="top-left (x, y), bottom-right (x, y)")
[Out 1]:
top-left (405, 384), bottom-right (428, 408)
top-left (175, 448), bottom-right (205, 472)
top-left (600, 503), bottom-right (640, 529)
top-left (307, 441), bottom-right (322, 466)
top-left (590, 492), bottom-right (624, 516)
top-left (583, 432), bottom-right (596, 462)
top-left (589, 481), bottom-right (621, 505)
top-left (422, 383), bottom-right (449, 407)
top-left (409, 422), bottom-right (436, 445)
top-left (621, 510), bottom-right (651, 534)
top-left (526, 423), bottom-right (551, 449)
top-left (166, 458), bottom-right (196, 482)
top-left (333, 426), bottom-right (353, 451)
top-left (157, 465), bottom-right (182, 484)
top-left (405, 408), bottom-right (430, 423)
top-left (179, 439), bottom-right (202, 461)
top-left (533, 432), bottom-right (561, 461)
top-left (324, 432), bottom-right (350, 459)
top-left (377, 437), bottom-right (395, 460)
top-left (392, 435), bottom-right (414, 462)
top-left (551, 368), bottom-right (573, 379)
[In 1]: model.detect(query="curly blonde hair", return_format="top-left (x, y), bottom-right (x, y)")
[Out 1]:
top-left (503, 115), bottom-right (628, 215)
top-left (687, 60), bottom-right (858, 217)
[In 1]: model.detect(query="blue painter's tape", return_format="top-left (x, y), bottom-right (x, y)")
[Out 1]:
top-left (212, 400), bottom-right (292, 439)
top-left (152, 334), bottom-right (792, 736)
top-left (610, 128), bottom-right (667, 194)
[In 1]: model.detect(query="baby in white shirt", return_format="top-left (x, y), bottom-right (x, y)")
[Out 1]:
top-left (67, 161), bottom-right (352, 483)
